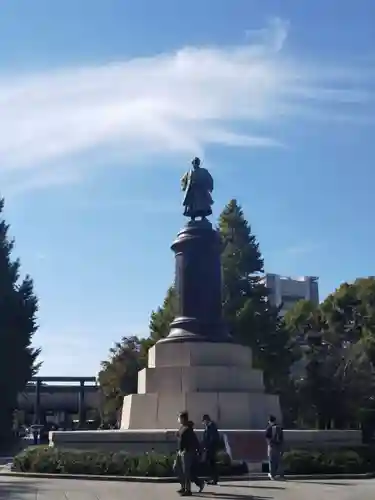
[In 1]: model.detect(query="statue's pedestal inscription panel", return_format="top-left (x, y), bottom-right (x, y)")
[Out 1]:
top-left (120, 342), bottom-right (281, 430)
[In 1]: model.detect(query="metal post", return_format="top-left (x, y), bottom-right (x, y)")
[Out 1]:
top-left (78, 380), bottom-right (85, 428)
top-left (34, 380), bottom-right (41, 425)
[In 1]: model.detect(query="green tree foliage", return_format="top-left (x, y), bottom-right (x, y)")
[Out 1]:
top-left (218, 199), bottom-right (295, 393)
top-left (335, 342), bottom-right (375, 424)
top-left (149, 286), bottom-right (177, 342)
top-left (0, 198), bottom-right (41, 442)
top-left (218, 199), bottom-right (265, 344)
top-left (321, 278), bottom-right (375, 349)
top-left (295, 339), bottom-right (375, 429)
top-left (98, 336), bottom-right (150, 424)
top-left (284, 299), bottom-right (324, 342)
top-left (285, 283), bottom-right (375, 428)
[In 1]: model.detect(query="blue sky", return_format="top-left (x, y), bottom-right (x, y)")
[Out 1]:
top-left (0, 0), bottom-right (374, 376)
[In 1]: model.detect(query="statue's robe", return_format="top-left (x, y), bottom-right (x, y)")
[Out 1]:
top-left (182, 167), bottom-right (214, 218)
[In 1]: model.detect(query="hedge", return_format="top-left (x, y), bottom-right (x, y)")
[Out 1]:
top-left (283, 447), bottom-right (375, 475)
top-left (360, 409), bottom-right (375, 443)
top-left (12, 447), bottom-right (247, 477)
top-left (13, 446), bottom-right (375, 477)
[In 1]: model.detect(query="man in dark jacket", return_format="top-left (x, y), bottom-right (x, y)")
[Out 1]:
top-left (202, 414), bottom-right (220, 485)
top-left (265, 415), bottom-right (284, 480)
top-left (175, 412), bottom-right (204, 496)
top-left (187, 421), bottom-right (205, 492)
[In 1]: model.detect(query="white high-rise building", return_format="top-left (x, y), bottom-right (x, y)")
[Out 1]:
top-left (262, 274), bottom-right (319, 316)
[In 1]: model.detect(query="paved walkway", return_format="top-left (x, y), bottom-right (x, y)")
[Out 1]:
top-left (0, 476), bottom-right (374, 499)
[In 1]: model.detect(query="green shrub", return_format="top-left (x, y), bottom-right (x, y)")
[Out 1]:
top-left (19, 447), bottom-right (374, 477)
top-left (283, 447), bottom-right (375, 475)
top-left (283, 450), bottom-right (326, 474)
top-left (12, 446), bottom-right (246, 477)
top-left (359, 409), bottom-right (375, 426)
top-left (360, 409), bottom-right (375, 443)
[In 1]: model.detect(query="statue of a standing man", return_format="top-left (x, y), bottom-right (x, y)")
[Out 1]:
top-left (181, 157), bottom-right (214, 221)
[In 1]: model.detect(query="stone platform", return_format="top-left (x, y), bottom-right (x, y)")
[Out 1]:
top-left (120, 341), bottom-right (281, 430)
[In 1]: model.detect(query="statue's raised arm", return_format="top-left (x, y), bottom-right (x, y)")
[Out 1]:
top-left (181, 157), bottom-right (214, 221)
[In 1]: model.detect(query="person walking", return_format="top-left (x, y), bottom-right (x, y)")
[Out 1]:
top-left (175, 411), bottom-right (204, 496)
top-left (202, 414), bottom-right (220, 485)
top-left (187, 420), bottom-right (205, 493)
top-left (265, 415), bottom-right (285, 480)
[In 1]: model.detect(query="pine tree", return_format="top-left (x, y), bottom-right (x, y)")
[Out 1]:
top-left (218, 199), bottom-right (267, 345)
top-left (149, 286), bottom-right (177, 342)
top-left (0, 198), bottom-right (41, 442)
top-left (218, 199), bottom-right (294, 393)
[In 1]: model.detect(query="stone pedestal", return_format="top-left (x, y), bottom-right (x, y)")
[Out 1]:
top-left (121, 219), bottom-right (281, 430)
top-left (120, 341), bottom-right (281, 430)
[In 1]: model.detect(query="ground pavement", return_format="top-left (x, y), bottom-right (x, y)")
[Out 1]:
top-left (0, 476), bottom-right (374, 500)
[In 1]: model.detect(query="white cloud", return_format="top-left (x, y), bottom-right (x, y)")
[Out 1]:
top-left (4, 167), bottom-right (82, 198)
top-left (0, 17), bottom-right (372, 192)
top-left (245, 17), bottom-right (290, 53)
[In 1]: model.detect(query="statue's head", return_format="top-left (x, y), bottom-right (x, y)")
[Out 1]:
top-left (191, 157), bottom-right (201, 169)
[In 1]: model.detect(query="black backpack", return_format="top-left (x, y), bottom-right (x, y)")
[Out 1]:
top-left (271, 425), bottom-right (284, 445)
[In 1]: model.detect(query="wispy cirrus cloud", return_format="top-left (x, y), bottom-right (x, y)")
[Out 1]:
top-left (245, 17), bottom-right (290, 53)
top-left (0, 17), bottom-right (373, 194)
top-left (3, 167), bottom-right (82, 198)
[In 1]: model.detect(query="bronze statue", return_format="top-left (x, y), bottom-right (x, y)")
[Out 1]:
top-left (181, 157), bottom-right (214, 220)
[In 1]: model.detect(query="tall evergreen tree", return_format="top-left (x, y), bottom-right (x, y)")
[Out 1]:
top-left (218, 199), bottom-right (294, 393)
top-left (218, 199), bottom-right (267, 345)
top-left (0, 198), bottom-right (41, 442)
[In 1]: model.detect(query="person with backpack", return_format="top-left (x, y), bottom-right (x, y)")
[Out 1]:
top-left (265, 415), bottom-right (284, 480)
top-left (202, 414), bottom-right (220, 485)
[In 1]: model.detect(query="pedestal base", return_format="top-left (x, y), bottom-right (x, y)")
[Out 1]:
top-left (161, 316), bottom-right (232, 344)
top-left (120, 341), bottom-right (282, 430)
top-left (121, 391), bottom-right (280, 429)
